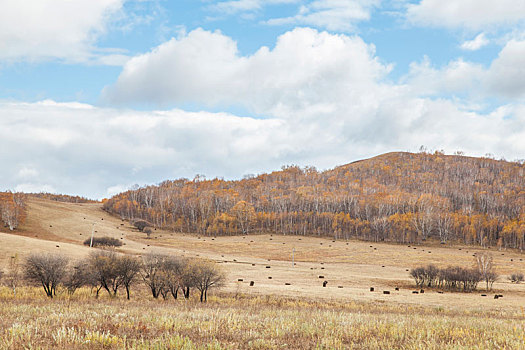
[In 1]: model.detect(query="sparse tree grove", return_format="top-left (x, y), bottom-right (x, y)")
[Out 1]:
top-left (103, 152), bottom-right (525, 249)
top-left (12, 252), bottom-right (224, 302)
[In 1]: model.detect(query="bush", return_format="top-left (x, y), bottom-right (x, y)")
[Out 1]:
top-left (133, 220), bottom-right (151, 232)
top-left (411, 265), bottom-right (481, 292)
top-left (24, 253), bottom-right (69, 298)
top-left (509, 273), bottom-right (524, 283)
top-left (83, 236), bottom-right (123, 247)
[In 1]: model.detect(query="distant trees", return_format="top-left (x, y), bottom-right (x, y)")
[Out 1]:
top-left (139, 253), bottom-right (221, 302)
top-left (24, 253), bottom-right (69, 298)
top-left (0, 192), bottom-right (26, 231)
top-left (83, 237), bottom-right (123, 247)
top-left (410, 264), bottom-right (482, 292)
top-left (11, 252), bottom-right (223, 301)
top-left (102, 152), bottom-right (525, 249)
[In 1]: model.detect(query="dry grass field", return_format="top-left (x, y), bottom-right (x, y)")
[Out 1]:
top-left (1, 198), bottom-right (525, 349)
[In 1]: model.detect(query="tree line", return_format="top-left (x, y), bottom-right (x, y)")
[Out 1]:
top-left (1, 252), bottom-right (224, 302)
top-left (103, 152), bottom-right (525, 249)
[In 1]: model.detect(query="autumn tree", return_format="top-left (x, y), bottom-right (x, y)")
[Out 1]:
top-left (230, 201), bottom-right (256, 234)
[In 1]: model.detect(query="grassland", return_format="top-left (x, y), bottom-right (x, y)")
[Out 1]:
top-left (1, 198), bottom-right (525, 349)
top-left (1, 287), bottom-right (524, 349)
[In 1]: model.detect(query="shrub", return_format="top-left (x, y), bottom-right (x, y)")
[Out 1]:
top-left (133, 220), bottom-right (151, 232)
top-left (411, 265), bottom-right (481, 292)
top-left (83, 237), bottom-right (123, 247)
top-left (509, 273), bottom-right (524, 283)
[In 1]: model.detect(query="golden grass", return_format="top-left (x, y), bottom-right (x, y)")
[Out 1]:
top-left (1, 287), bottom-right (524, 350)
top-left (2, 198), bottom-right (525, 314)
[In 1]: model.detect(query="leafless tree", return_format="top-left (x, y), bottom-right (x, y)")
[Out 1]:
top-left (24, 253), bottom-right (69, 298)
top-left (476, 252), bottom-right (497, 291)
top-left (193, 260), bottom-right (225, 302)
top-left (140, 253), bottom-right (168, 299)
top-left (118, 255), bottom-right (141, 300)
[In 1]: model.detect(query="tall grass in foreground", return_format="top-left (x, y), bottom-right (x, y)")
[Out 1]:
top-left (0, 287), bottom-right (524, 349)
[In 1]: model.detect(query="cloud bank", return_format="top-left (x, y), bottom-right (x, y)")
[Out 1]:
top-left (3, 29), bottom-right (525, 198)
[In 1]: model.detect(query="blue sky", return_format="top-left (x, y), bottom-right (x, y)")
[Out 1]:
top-left (1, 0), bottom-right (525, 198)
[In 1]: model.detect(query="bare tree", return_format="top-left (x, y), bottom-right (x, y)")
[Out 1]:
top-left (476, 252), bottom-right (497, 291)
top-left (141, 253), bottom-right (167, 299)
top-left (193, 260), bottom-right (225, 302)
top-left (24, 253), bottom-right (69, 298)
top-left (6, 254), bottom-right (20, 297)
top-left (87, 252), bottom-right (121, 297)
top-left (118, 255), bottom-right (141, 300)
top-left (163, 257), bottom-right (186, 300)
top-left (63, 261), bottom-right (90, 295)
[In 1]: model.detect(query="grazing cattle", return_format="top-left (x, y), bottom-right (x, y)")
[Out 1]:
top-left (237, 279), bottom-right (243, 282)
top-left (420, 289), bottom-right (425, 293)
top-left (250, 281), bottom-right (254, 286)
top-left (383, 291), bottom-right (390, 295)
top-left (412, 291), bottom-right (419, 294)
top-left (319, 276), bottom-right (325, 279)
top-left (322, 281), bottom-right (328, 287)
top-left (370, 287), bottom-right (375, 292)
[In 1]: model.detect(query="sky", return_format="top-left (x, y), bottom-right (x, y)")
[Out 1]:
top-left (1, 0), bottom-right (525, 199)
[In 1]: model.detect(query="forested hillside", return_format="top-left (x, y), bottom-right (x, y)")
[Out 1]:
top-left (103, 152), bottom-right (525, 249)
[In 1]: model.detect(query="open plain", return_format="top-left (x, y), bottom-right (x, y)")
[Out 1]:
top-left (1, 198), bottom-right (524, 349)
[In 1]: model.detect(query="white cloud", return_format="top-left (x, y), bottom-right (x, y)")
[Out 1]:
top-left (104, 27), bottom-right (391, 116)
top-left (210, 0), bottom-right (299, 14)
top-left (266, 0), bottom-right (381, 31)
top-left (460, 33), bottom-right (489, 51)
top-left (17, 167), bottom-right (39, 179)
top-left (0, 0), bottom-right (126, 63)
top-left (2, 94), bottom-right (523, 199)
top-left (407, 0), bottom-right (525, 30)
top-left (15, 183), bottom-right (56, 194)
top-left (405, 40), bottom-right (525, 100)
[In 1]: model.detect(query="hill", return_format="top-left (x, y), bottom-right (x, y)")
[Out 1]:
top-left (103, 151), bottom-right (525, 249)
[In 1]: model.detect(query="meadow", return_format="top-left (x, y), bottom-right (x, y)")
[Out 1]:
top-left (1, 198), bottom-right (525, 349)
top-left (1, 287), bottom-right (524, 349)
